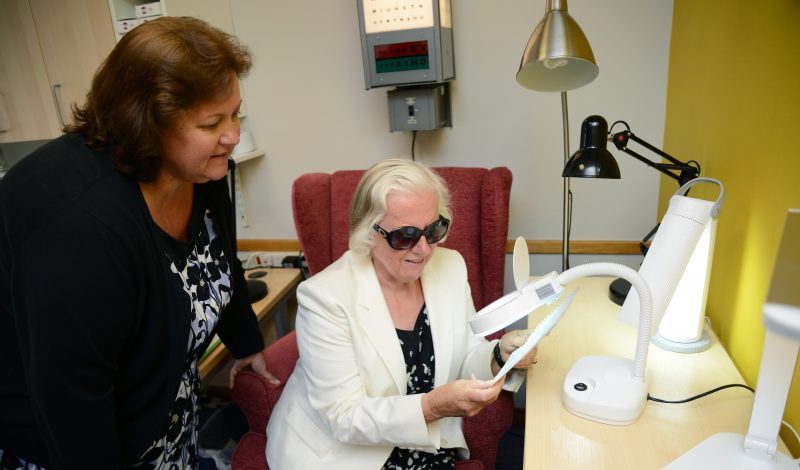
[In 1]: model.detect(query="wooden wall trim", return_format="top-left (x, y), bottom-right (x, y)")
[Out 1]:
top-left (238, 239), bottom-right (643, 255)
top-left (237, 239), bottom-right (301, 252)
top-left (507, 240), bottom-right (643, 254)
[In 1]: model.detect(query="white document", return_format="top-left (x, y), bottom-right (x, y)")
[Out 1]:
top-left (501, 370), bottom-right (526, 393)
top-left (489, 288), bottom-right (578, 386)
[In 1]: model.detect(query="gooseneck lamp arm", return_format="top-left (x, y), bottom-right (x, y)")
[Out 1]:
top-left (558, 262), bottom-right (653, 380)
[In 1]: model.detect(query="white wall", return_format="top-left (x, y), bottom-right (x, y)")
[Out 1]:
top-left (229, 0), bottom-right (674, 244)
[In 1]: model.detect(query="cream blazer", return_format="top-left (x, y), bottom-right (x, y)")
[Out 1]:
top-left (266, 248), bottom-right (496, 470)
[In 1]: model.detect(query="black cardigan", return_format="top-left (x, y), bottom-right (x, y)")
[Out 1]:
top-left (0, 134), bottom-right (264, 469)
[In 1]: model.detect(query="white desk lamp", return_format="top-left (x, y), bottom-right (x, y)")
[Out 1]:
top-left (666, 208), bottom-right (800, 469)
top-left (619, 178), bottom-right (725, 353)
top-left (471, 237), bottom-right (655, 425)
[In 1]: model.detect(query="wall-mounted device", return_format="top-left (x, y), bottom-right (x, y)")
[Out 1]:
top-left (107, 1), bottom-right (164, 41)
top-left (357, 0), bottom-right (454, 89)
top-left (387, 83), bottom-right (450, 132)
top-left (357, 0), bottom-right (454, 132)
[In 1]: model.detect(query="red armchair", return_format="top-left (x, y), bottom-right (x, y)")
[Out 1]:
top-left (231, 166), bottom-right (513, 470)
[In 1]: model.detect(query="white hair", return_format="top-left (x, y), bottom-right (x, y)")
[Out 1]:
top-left (348, 158), bottom-right (451, 255)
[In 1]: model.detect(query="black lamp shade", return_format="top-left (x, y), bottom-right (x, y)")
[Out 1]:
top-left (562, 115), bottom-right (621, 179)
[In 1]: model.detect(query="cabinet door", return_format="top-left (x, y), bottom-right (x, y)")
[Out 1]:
top-left (0, 0), bottom-right (61, 142)
top-left (28, 0), bottom-right (116, 129)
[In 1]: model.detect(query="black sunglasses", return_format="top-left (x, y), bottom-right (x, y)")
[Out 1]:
top-left (373, 215), bottom-right (450, 250)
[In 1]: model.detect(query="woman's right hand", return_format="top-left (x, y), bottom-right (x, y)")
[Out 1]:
top-left (421, 375), bottom-right (505, 422)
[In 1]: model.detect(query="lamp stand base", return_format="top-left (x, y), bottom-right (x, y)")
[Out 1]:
top-left (246, 279), bottom-right (268, 303)
top-left (608, 277), bottom-right (630, 306)
top-left (563, 355), bottom-right (648, 426)
top-left (652, 329), bottom-right (711, 354)
top-left (665, 432), bottom-right (796, 469)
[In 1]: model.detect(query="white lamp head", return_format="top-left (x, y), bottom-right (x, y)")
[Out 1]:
top-left (666, 209), bottom-right (800, 469)
top-left (619, 178), bottom-right (725, 353)
top-left (763, 208), bottom-right (800, 340)
top-left (470, 237), bottom-right (564, 337)
top-left (512, 236), bottom-right (531, 291)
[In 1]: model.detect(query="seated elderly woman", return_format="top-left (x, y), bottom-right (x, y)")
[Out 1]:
top-left (266, 158), bottom-right (535, 469)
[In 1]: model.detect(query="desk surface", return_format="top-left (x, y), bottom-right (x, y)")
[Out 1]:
top-left (198, 267), bottom-right (302, 380)
top-left (523, 276), bottom-right (785, 469)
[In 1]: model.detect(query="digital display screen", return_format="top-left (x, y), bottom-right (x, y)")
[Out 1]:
top-left (375, 40), bottom-right (430, 74)
top-left (375, 40), bottom-right (428, 59)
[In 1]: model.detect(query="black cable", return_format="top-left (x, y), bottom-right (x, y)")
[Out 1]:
top-left (297, 249), bottom-right (310, 279)
top-left (639, 222), bottom-right (660, 255)
top-left (228, 158), bottom-right (238, 239)
top-left (411, 130), bottom-right (417, 161)
top-left (609, 120), bottom-right (631, 134)
top-left (648, 383), bottom-right (754, 404)
top-left (566, 189), bottom-right (573, 269)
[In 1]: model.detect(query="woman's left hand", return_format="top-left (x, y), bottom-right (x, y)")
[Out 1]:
top-left (499, 329), bottom-right (538, 369)
top-left (228, 348), bottom-right (281, 389)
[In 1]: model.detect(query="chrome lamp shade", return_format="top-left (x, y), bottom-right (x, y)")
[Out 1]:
top-left (516, 0), bottom-right (599, 92)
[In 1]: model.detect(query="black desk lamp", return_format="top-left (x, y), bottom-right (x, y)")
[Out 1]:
top-left (562, 115), bottom-right (701, 305)
top-left (228, 157), bottom-right (268, 303)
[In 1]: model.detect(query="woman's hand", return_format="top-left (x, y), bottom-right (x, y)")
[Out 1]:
top-left (496, 329), bottom-right (538, 371)
top-left (421, 375), bottom-right (505, 422)
top-left (228, 348), bottom-right (281, 389)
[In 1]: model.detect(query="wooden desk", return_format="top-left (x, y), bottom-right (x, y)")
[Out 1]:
top-left (523, 277), bottom-right (787, 469)
top-left (199, 267), bottom-right (302, 381)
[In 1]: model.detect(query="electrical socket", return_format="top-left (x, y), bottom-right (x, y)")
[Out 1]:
top-left (239, 251), bottom-right (297, 269)
top-left (271, 252), bottom-right (297, 267)
top-left (239, 251), bottom-right (270, 268)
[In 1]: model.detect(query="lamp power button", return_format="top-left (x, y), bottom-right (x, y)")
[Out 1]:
top-left (574, 382), bottom-right (588, 392)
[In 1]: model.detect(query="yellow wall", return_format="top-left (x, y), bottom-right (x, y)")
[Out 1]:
top-left (661, 0), bottom-right (800, 456)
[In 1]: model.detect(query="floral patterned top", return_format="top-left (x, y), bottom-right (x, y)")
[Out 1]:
top-left (134, 209), bottom-right (232, 469)
top-left (381, 305), bottom-right (456, 470)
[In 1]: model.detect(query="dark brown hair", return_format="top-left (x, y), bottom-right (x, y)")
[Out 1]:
top-left (67, 16), bottom-right (252, 182)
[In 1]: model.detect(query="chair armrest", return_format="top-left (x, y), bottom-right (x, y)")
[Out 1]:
top-left (231, 331), bottom-right (299, 433)
top-left (231, 370), bottom-right (281, 434)
top-left (455, 459), bottom-right (486, 470)
top-left (463, 390), bottom-right (514, 470)
top-left (231, 431), bottom-right (269, 470)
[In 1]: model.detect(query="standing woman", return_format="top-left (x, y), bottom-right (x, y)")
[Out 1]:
top-left (0, 17), bottom-right (276, 469)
